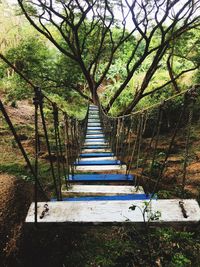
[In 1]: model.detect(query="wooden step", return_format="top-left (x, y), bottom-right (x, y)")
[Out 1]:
top-left (87, 124), bottom-right (101, 127)
top-left (87, 130), bottom-right (102, 133)
top-left (89, 109), bottom-right (99, 112)
top-left (78, 157), bottom-right (116, 161)
top-left (84, 141), bottom-right (107, 145)
top-left (86, 131), bottom-right (103, 135)
top-left (26, 199), bottom-right (200, 225)
top-left (88, 120), bottom-right (101, 123)
top-left (74, 160), bottom-right (121, 166)
top-left (68, 173), bottom-right (134, 182)
top-left (88, 116), bottom-right (99, 119)
top-left (84, 143), bottom-right (108, 146)
top-left (85, 138), bottom-right (105, 142)
top-left (85, 135), bottom-right (104, 139)
top-left (74, 164), bottom-right (126, 172)
top-left (83, 145), bottom-right (109, 149)
top-left (52, 194), bottom-right (152, 201)
top-left (89, 108), bottom-right (98, 111)
top-left (80, 152), bottom-right (114, 157)
top-left (62, 185), bottom-right (143, 196)
top-left (87, 127), bottom-right (102, 130)
top-left (81, 148), bottom-right (111, 153)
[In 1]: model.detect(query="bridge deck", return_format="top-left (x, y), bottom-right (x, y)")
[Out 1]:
top-left (25, 104), bottom-right (200, 226)
top-left (26, 199), bottom-right (200, 225)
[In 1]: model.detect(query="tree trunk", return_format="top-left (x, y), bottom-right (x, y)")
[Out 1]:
top-left (92, 89), bottom-right (99, 105)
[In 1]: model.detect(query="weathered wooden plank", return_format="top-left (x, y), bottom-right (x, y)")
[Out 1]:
top-left (87, 131), bottom-right (103, 134)
top-left (87, 127), bottom-right (102, 130)
top-left (62, 185), bottom-right (144, 196)
top-left (85, 138), bottom-right (106, 142)
top-left (85, 135), bottom-right (104, 138)
top-left (75, 164), bottom-right (126, 171)
top-left (86, 131), bottom-right (103, 134)
top-left (83, 145), bottom-right (109, 149)
top-left (25, 199), bottom-right (200, 225)
top-left (84, 139), bottom-right (108, 146)
top-left (88, 120), bottom-right (101, 123)
top-left (87, 123), bottom-right (101, 126)
top-left (78, 157), bottom-right (116, 161)
top-left (81, 148), bottom-right (111, 153)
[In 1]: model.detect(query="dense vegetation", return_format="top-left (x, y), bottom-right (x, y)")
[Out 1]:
top-left (0, 0), bottom-right (200, 115)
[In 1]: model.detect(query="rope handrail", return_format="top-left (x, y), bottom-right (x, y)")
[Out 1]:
top-left (0, 52), bottom-right (89, 121)
top-left (99, 85), bottom-right (199, 207)
top-left (0, 52), bottom-right (89, 220)
top-left (99, 85), bottom-right (200, 120)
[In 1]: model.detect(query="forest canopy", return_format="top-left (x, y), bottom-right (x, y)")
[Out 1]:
top-left (0, 0), bottom-right (200, 115)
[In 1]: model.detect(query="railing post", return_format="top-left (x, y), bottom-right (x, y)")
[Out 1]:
top-left (33, 87), bottom-right (40, 225)
top-left (52, 103), bottom-right (62, 201)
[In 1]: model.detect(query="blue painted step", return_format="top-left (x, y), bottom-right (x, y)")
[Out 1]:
top-left (87, 124), bottom-right (101, 126)
top-left (83, 145), bottom-right (109, 149)
top-left (51, 194), bottom-right (152, 202)
top-left (85, 136), bottom-right (104, 139)
top-left (68, 174), bottom-right (134, 181)
top-left (87, 126), bottom-right (102, 130)
top-left (85, 140), bottom-right (106, 143)
top-left (80, 152), bottom-right (114, 157)
top-left (74, 160), bottom-right (121, 166)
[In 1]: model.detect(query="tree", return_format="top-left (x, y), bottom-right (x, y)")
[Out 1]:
top-left (17, 0), bottom-right (200, 114)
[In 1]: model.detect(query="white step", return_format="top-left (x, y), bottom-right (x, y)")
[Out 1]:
top-left (85, 138), bottom-right (105, 142)
top-left (84, 141), bottom-right (108, 145)
top-left (75, 165), bottom-right (126, 172)
top-left (77, 157), bottom-right (116, 161)
top-left (26, 199), bottom-right (200, 225)
top-left (62, 185), bottom-right (144, 196)
top-left (82, 148), bottom-right (111, 153)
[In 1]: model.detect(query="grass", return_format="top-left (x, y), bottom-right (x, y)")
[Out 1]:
top-left (60, 225), bottom-right (200, 267)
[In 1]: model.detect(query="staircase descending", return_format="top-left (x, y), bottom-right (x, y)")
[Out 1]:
top-left (25, 105), bottom-right (200, 225)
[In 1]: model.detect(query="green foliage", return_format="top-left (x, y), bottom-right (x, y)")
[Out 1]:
top-left (6, 36), bottom-right (51, 78)
top-left (171, 253), bottom-right (191, 267)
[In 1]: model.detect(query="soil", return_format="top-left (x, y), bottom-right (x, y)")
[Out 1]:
top-left (6, 100), bottom-right (34, 125)
top-left (0, 174), bottom-right (33, 267)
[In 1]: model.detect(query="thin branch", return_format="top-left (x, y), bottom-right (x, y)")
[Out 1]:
top-left (142, 65), bottom-right (199, 98)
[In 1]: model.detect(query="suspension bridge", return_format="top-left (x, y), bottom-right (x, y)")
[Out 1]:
top-left (1, 87), bottom-right (200, 225)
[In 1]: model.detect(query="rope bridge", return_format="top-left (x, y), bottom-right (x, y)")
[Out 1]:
top-left (0, 86), bottom-right (200, 225)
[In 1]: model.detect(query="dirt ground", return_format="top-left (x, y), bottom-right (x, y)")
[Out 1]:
top-left (0, 174), bottom-right (33, 267)
top-left (0, 174), bottom-right (105, 267)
